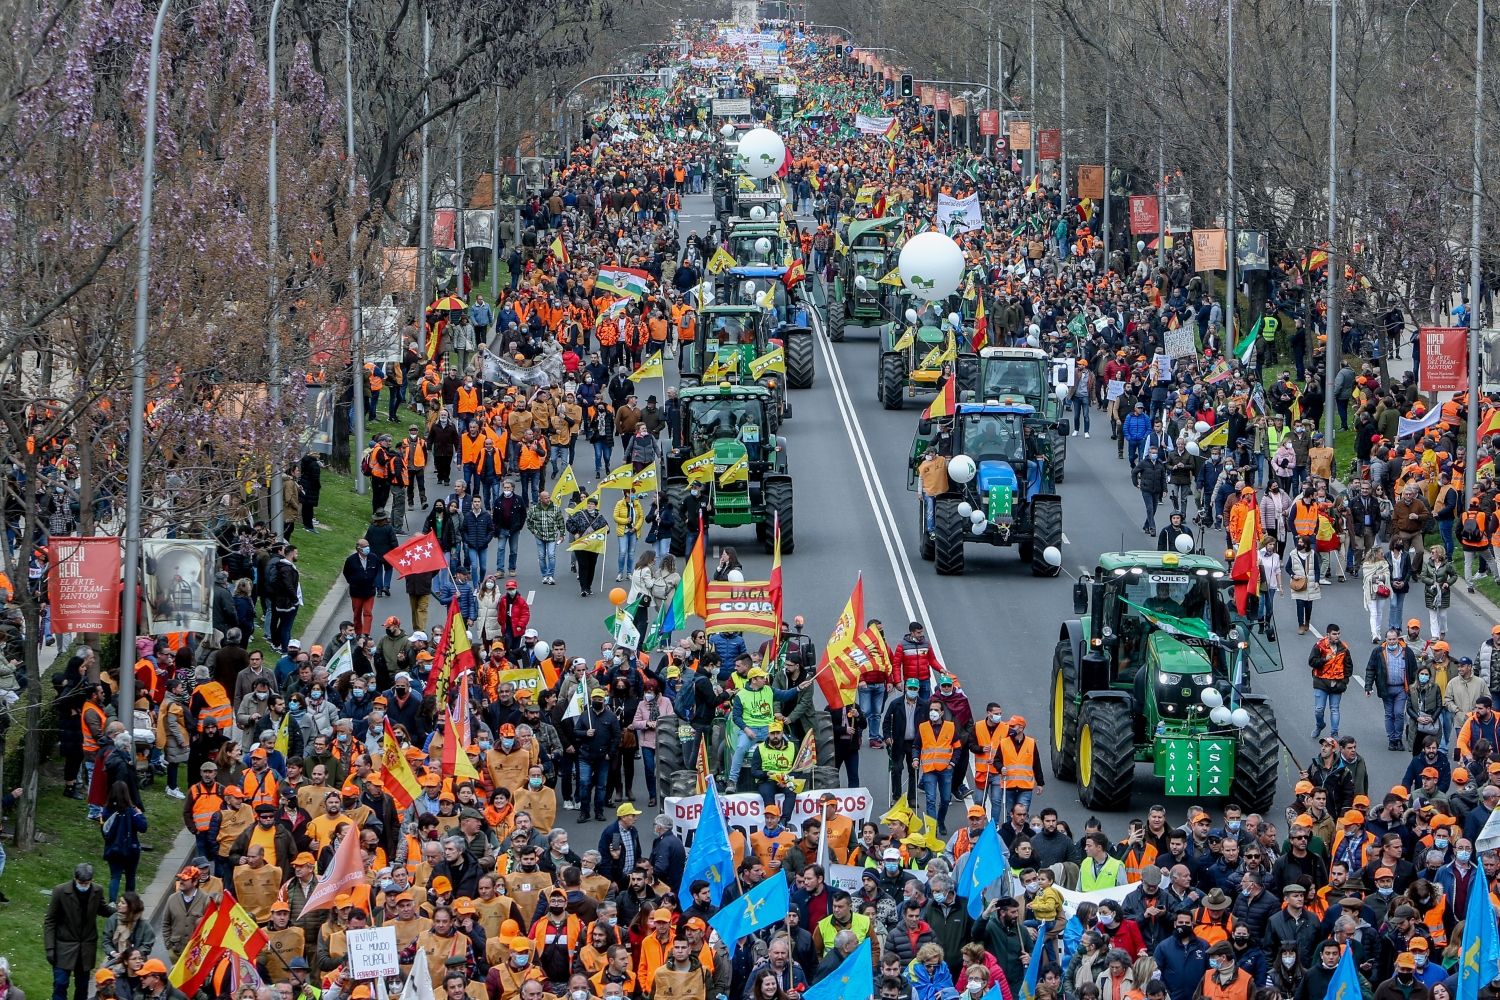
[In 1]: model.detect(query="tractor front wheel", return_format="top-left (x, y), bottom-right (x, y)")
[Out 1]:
top-left (1049, 642), bottom-right (1080, 780)
top-left (785, 330), bottom-right (814, 389)
top-left (880, 353), bottom-right (905, 410)
top-left (1031, 499), bottom-right (1063, 577)
top-left (1076, 698), bottom-right (1136, 811)
top-left (1231, 702), bottom-right (1280, 815)
top-left (665, 480), bottom-right (690, 558)
top-left (764, 478), bottom-right (795, 555)
top-left (918, 500), bottom-right (935, 562)
top-left (828, 299), bottom-right (846, 342)
top-left (933, 499), bottom-right (966, 575)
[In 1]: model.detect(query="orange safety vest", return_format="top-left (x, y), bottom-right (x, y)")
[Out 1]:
top-left (1292, 499), bottom-right (1320, 537)
top-left (189, 781), bottom-right (225, 832)
top-left (196, 682), bottom-right (233, 733)
top-left (1197, 968), bottom-right (1254, 1000)
top-left (918, 720), bottom-right (957, 773)
top-left (530, 913), bottom-right (583, 958)
top-left (1193, 910), bottom-right (1234, 947)
top-left (999, 735), bottom-right (1038, 789)
top-left (518, 441), bottom-right (547, 471)
top-left (400, 437), bottom-right (427, 470)
top-left (1419, 897), bottom-right (1448, 948)
top-left (242, 768), bottom-right (282, 809)
top-left (1461, 511), bottom-right (1490, 550)
top-left (456, 386), bottom-right (480, 416)
top-left (972, 720), bottom-right (1005, 787)
top-left (81, 701), bottom-right (107, 754)
top-left (1119, 841), bottom-right (1160, 883)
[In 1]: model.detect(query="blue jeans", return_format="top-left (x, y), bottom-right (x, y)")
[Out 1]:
top-left (1313, 689), bottom-right (1343, 736)
top-left (617, 531), bottom-right (637, 577)
top-left (537, 539), bottom-right (557, 578)
top-left (108, 857), bottom-right (138, 901)
top-left (1382, 691), bottom-right (1409, 744)
top-left (1141, 490), bottom-right (1160, 532)
top-left (642, 747), bottom-right (657, 801)
top-left (1072, 397), bottom-right (1090, 432)
top-left (1438, 519), bottom-right (1455, 558)
top-left (495, 528), bottom-right (521, 573)
top-left (577, 757), bottom-right (606, 816)
top-left (859, 685), bottom-right (888, 739)
top-left (593, 440), bottom-right (613, 476)
top-left (921, 769), bottom-right (953, 830)
top-left (376, 561), bottom-right (393, 593)
top-left (53, 964), bottom-right (88, 1000)
top-left (1127, 439), bottom-right (1145, 465)
top-left (1388, 590), bottom-right (1408, 630)
top-left (520, 470), bottom-right (541, 503)
top-left (728, 724), bottom-right (769, 788)
top-left (468, 543), bottom-right (489, 579)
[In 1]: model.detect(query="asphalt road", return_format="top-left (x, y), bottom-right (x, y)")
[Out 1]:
top-left (352, 190), bottom-right (1496, 844)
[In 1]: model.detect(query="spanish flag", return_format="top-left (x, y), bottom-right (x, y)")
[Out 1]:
top-left (424, 600), bottom-right (475, 701)
top-left (550, 236), bottom-right (569, 266)
top-left (440, 708), bottom-right (482, 781)
top-left (379, 719), bottom-right (422, 809)
top-left (170, 893), bottom-right (269, 996)
top-left (1230, 503), bottom-right (1261, 616)
top-left (815, 576), bottom-right (866, 708)
top-left (923, 376), bottom-right (956, 421)
top-left (883, 119), bottom-right (900, 142)
top-left (971, 298), bottom-right (990, 352)
top-left (1025, 174), bottom-right (1040, 197)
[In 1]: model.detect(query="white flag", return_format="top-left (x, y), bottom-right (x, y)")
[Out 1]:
top-left (400, 947), bottom-right (435, 1000)
top-left (1477, 808), bottom-right (1500, 854)
top-left (562, 684), bottom-right (587, 721)
top-left (325, 639), bottom-right (354, 680)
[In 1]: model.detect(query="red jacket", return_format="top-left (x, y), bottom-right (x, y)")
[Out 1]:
top-left (499, 593), bottom-right (531, 639)
top-left (893, 632), bottom-right (942, 685)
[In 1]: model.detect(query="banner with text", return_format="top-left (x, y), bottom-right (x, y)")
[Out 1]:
top-left (1419, 327), bottom-right (1468, 393)
top-left (1076, 165), bottom-right (1105, 200)
top-left (1128, 195), bottom-right (1159, 235)
top-left (1037, 128), bottom-right (1061, 160)
top-left (666, 786), bottom-right (874, 838)
top-left (935, 193), bottom-right (984, 235)
top-left (1191, 229), bottom-right (1228, 272)
top-left (703, 579), bottom-right (779, 635)
top-left (854, 114), bottom-right (896, 135)
top-left (1008, 120), bottom-right (1033, 151)
top-left (48, 537), bottom-right (120, 633)
top-left (978, 110), bottom-right (1000, 136)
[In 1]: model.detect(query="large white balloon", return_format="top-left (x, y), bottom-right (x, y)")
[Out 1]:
top-left (898, 232), bottom-right (966, 301)
top-left (854, 275), bottom-right (869, 291)
top-left (1195, 420), bottom-right (1212, 434)
top-left (1186, 441), bottom-right (1201, 456)
top-left (749, 205), bottom-right (767, 221)
top-left (1209, 705), bottom-right (1233, 725)
top-left (905, 308), bottom-right (919, 324)
top-left (737, 127), bottom-right (786, 178)
top-left (1174, 533), bottom-right (1195, 554)
top-left (533, 641), bottom-right (551, 660)
top-left (970, 521), bottom-right (988, 536)
top-left (1043, 546), bottom-right (1063, 567)
top-left (754, 237), bottom-right (772, 255)
top-left (1200, 688), bottom-right (1224, 709)
top-left (948, 455), bottom-right (977, 483)
top-left (1230, 708), bottom-right (1252, 729)
top-left (956, 502), bottom-right (974, 518)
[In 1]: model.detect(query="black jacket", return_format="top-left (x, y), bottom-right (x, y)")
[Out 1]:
top-left (342, 553), bottom-right (380, 600)
top-left (426, 419), bottom-right (461, 459)
top-left (1133, 458), bottom-right (1168, 495)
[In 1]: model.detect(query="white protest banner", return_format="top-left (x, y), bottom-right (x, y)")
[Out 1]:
top-left (1164, 327), bottom-right (1197, 359)
top-left (935, 193), bottom-right (984, 235)
top-left (346, 926), bottom-right (400, 980)
top-left (1058, 883), bottom-right (1135, 919)
top-left (1397, 406), bottom-right (1445, 440)
top-left (1477, 808), bottom-right (1500, 853)
top-left (854, 114), bottom-right (896, 135)
top-left (359, 305), bottom-right (403, 363)
top-left (666, 786), bottom-right (873, 838)
top-left (1106, 380), bottom-right (1126, 401)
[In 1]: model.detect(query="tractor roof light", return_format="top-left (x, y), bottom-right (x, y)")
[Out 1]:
top-left (1129, 567), bottom-right (1144, 575)
top-left (1194, 568), bottom-right (1208, 577)
top-left (1211, 571), bottom-right (1225, 579)
top-left (1112, 568), bottom-right (1126, 576)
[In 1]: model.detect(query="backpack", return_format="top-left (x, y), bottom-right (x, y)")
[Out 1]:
top-left (1462, 513), bottom-right (1486, 545)
top-left (672, 674), bottom-right (697, 724)
top-left (360, 447), bottom-right (373, 477)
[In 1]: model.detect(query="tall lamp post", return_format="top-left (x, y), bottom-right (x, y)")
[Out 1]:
top-left (119, 0), bottom-right (176, 716)
top-left (267, 0), bottom-right (285, 535)
top-left (1465, 0), bottom-right (1486, 501)
top-left (344, 0), bottom-right (365, 491)
top-left (1322, 0), bottom-right (1340, 444)
top-left (1225, 0), bottom-right (1237, 359)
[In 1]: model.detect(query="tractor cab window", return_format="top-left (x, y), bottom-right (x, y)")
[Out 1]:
top-left (961, 414), bottom-right (1026, 464)
top-left (711, 314), bottom-right (757, 345)
top-left (686, 398), bottom-right (765, 455)
top-left (981, 359), bottom-right (1045, 400)
top-left (852, 252), bottom-right (885, 277)
top-left (1106, 572), bottom-right (1217, 681)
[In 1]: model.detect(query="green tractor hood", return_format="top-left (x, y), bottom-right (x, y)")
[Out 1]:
top-left (1147, 633), bottom-right (1213, 675)
top-left (713, 437), bottom-right (749, 466)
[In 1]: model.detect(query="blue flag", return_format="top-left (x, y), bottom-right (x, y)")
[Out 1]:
top-left (965, 819), bottom-right (1007, 919)
top-left (803, 937), bottom-right (872, 1000)
top-left (678, 777), bottom-right (734, 910)
top-left (1018, 928), bottom-right (1047, 1000)
top-left (1321, 943), bottom-right (1361, 1000)
top-left (708, 869), bottom-right (790, 958)
top-left (1457, 865), bottom-right (1500, 1000)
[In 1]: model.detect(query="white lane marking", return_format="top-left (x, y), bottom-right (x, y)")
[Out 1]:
top-left (527, 590), bottom-right (536, 603)
top-left (1062, 533), bottom-right (1070, 545)
top-left (808, 304), bottom-right (945, 664)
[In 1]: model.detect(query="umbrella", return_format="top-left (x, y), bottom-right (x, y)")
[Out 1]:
top-left (430, 294), bottom-right (466, 311)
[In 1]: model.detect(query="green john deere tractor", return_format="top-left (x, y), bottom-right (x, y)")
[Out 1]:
top-left (828, 217), bottom-right (901, 342)
top-left (665, 383), bottom-right (793, 557)
top-left (908, 402), bottom-right (1063, 576)
top-left (1049, 551), bottom-right (1283, 813)
top-left (680, 303), bottom-right (797, 418)
top-left (977, 346), bottom-right (1070, 482)
top-left (878, 297), bottom-right (979, 409)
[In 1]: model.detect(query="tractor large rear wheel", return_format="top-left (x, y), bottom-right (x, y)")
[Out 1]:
top-left (828, 299), bottom-right (846, 342)
top-left (880, 353), bottom-right (905, 410)
top-left (1231, 702), bottom-right (1279, 815)
top-left (1031, 500), bottom-right (1063, 577)
top-left (666, 480), bottom-right (689, 557)
top-left (785, 330), bottom-right (814, 389)
top-left (1054, 432), bottom-right (1068, 483)
top-left (1049, 641), bottom-right (1080, 780)
top-left (1077, 699), bottom-right (1136, 811)
top-left (764, 478), bottom-right (795, 554)
top-left (933, 499), bottom-right (966, 576)
top-left (918, 500), bottom-right (935, 562)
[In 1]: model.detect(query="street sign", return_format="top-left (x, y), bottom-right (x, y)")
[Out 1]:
top-left (346, 927), bottom-right (399, 981)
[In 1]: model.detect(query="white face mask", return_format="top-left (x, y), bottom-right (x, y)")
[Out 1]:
top-left (928, 710), bottom-right (941, 722)
top-left (1282, 956), bottom-right (1297, 968)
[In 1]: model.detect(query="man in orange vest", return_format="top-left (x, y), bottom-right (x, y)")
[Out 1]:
top-left (917, 704), bottom-right (960, 836)
top-left (1197, 941), bottom-right (1254, 1000)
top-left (994, 715), bottom-right (1044, 817)
top-left (183, 760), bottom-right (225, 862)
top-left (400, 424), bottom-right (429, 510)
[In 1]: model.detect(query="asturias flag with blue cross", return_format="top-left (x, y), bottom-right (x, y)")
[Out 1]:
top-left (708, 869), bottom-right (789, 957)
top-left (964, 815), bottom-right (1007, 919)
top-left (677, 777), bottom-right (734, 910)
top-left (1018, 927), bottom-right (1048, 1000)
top-left (803, 937), bottom-right (872, 1000)
top-left (1456, 861), bottom-right (1500, 1000)
top-left (1321, 941), bottom-right (1362, 1000)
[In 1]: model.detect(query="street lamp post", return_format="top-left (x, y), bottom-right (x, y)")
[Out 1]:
top-left (1225, 0), bottom-right (1237, 360)
top-left (1465, 0), bottom-right (1486, 500)
top-left (344, 0), bottom-right (365, 493)
top-left (120, 0), bottom-right (175, 716)
top-left (417, 11), bottom-right (431, 338)
top-left (267, 0), bottom-right (285, 535)
top-left (1322, 0), bottom-right (1340, 444)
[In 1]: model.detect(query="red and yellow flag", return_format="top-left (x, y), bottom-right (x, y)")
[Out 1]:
top-left (169, 892), bottom-right (268, 995)
top-left (781, 259), bottom-right (806, 289)
top-left (815, 576), bottom-right (866, 708)
top-left (425, 600), bottom-right (475, 700)
top-left (440, 709), bottom-right (482, 781)
top-left (923, 377), bottom-right (957, 421)
top-left (379, 719), bottom-right (422, 809)
top-left (971, 298), bottom-right (989, 352)
top-left (1231, 503), bottom-right (1261, 615)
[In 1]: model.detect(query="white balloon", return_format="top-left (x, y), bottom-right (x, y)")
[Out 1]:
top-left (1054, 383), bottom-right (1070, 400)
top-left (727, 569), bottom-right (746, 583)
top-left (1210, 705), bottom-right (1233, 725)
top-left (754, 237), bottom-right (772, 255)
top-left (1186, 441), bottom-right (1201, 457)
top-left (969, 509), bottom-right (986, 524)
top-left (1175, 534), bottom-right (1195, 554)
top-left (533, 641), bottom-right (550, 660)
top-left (947, 313), bottom-right (962, 329)
top-left (948, 454), bottom-right (977, 483)
top-left (737, 127), bottom-right (786, 179)
top-left (956, 501), bottom-right (974, 518)
top-left (720, 123), bottom-right (736, 138)
top-left (970, 521), bottom-right (988, 536)
top-left (1195, 421), bottom-right (1211, 434)
top-left (749, 205), bottom-right (767, 221)
top-left (1026, 334), bottom-right (1040, 348)
top-left (1230, 708), bottom-right (1252, 729)
top-left (905, 308), bottom-right (919, 324)
top-left (1043, 546), bottom-right (1063, 567)
top-left (1200, 688), bottom-right (1224, 709)
top-left (854, 275), bottom-right (869, 291)
top-left (898, 232), bottom-right (966, 301)
top-left (1136, 240), bottom-right (1146, 253)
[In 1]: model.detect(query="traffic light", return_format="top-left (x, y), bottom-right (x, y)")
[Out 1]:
top-left (900, 74), bottom-right (914, 97)
top-left (834, 43), bottom-right (845, 58)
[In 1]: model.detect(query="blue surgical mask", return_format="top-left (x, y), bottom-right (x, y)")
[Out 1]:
top-left (1457, 850), bottom-right (1473, 862)
top-left (932, 892), bottom-right (946, 904)
top-left (501, 738), bottom-right (516, 751)
top-left (1435, 837), bottom-right (1450, 849)
top-left (479, 740), bottom-right (493, 751)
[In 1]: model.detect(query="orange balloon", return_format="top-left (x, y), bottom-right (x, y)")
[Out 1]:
top-left (609, 587), bottom-right (628, 606)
